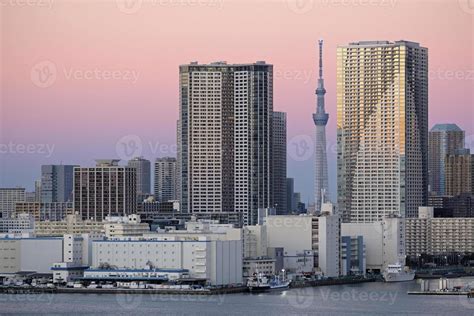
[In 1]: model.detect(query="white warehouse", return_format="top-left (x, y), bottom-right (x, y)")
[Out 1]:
top-left (92, 236), bottom-right (242, 286)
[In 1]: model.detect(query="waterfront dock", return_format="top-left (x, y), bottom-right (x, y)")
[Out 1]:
top-left (407, 291), bottom-right (468, 296)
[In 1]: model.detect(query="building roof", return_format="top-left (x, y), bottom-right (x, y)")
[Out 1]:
top-left (430, 124), bottom-right (463, 132)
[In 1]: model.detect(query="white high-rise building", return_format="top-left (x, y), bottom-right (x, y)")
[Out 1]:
top-left (178, 61), bottom-right (273, 225)
top-left (337, 41), bottom-right (428, 222)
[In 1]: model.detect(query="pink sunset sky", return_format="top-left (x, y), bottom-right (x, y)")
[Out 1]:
top-left (0, 0), bottom-right (473, 202)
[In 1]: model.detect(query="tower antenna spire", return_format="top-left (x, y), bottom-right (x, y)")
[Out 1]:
top-left (319, 39), bottom-right (323, 79)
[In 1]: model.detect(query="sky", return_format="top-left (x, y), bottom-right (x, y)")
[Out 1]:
top-left (0, 0), bottom-right (473, 203)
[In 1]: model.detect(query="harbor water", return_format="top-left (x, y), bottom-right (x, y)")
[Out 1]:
top-left (1, 277), bottom-right (473, 315)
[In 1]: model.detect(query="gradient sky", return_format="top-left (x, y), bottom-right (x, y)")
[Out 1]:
top-left (1, 0), bottom-right (473, 203)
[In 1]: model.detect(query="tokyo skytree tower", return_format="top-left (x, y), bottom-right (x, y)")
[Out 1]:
top-left (313, 40), bottom-right (329, 213)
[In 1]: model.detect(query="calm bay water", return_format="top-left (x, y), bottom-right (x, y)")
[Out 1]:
top-left (1, 278), bottom-right (473, 315)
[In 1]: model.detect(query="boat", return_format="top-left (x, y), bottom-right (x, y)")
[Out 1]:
top-left (247, 274), bottom-right (270, 293)
top-left (269, 278), bottom-right (291, 290)
top-left (383, 263), bottom-right (415, 282)
top-left (269, 270), bottom-right (291, 290)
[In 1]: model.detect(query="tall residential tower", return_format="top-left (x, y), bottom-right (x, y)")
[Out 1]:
top-left (178, 61), bottom-right (274, 225)
top-left (313, 40), bottom-right (330, 214)
top-left (337, 41), bottom-right (428, 222)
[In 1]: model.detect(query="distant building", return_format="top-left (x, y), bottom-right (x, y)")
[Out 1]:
top-left (272, 112), bottom-right (287, 214)
top-left (14, 202), bottom-right (73, 222)
top-left (0, 188), bottom-right (25, 219)
top-left (127, 157), bottom-right (151, 198)
top-left (445, 149), bottom-right (474, 196)
top-left (0, 213), bottom-right (34, 233)
top-left (103, 214), bottom-right (150, 238)
top-left (337, 41), bottom-right (428, 221)
top-left (286, 178), bottom-right (295, 212)
top-left (428, 124), bottom-right (465, 195)
top-left (154, 157), bottom-right (177, 202)
top-left (35, 214), bottom-right (105, 237)
top-left (41, 165), bottom-right (77, 203)
top-left (73, 160), bottom-right (136, 221)
top-left (25, 192), bottom-right (37, 202)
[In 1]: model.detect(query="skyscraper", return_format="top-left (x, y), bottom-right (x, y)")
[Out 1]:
top-left (337, 41), bottom-right (428, 222)
top-left (428, 124), bottom-right (465, 195)
top-left (313, 40), bottom-right (330, 213)
top-left (272, 111), bottom-right (287, 214)
top-left (154, 157), bottom-right (177, 203)
top-left (178, 61), bottom-right (273, 225)
top-left (127, 157), bottom-right (151, 199)
top-left (73, 160), bottom-right (136, 221)
top-left (41, 165), bottom-right (77, 203)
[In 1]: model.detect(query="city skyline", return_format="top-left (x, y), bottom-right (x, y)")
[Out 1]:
top-left (1, 0), bottom-right (473, 204)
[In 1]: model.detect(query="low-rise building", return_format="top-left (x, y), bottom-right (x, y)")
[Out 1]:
top-left (341, 236), bottom-right (366, 276)
top-left (341, 215), bottom-right (405, 272)
top-left (265, 202), bottom-right (341, 277)
top-left (405, 206), bottom-right (474, 256)
top-left (0, 214), bottom-right (35, 233)
top-left (14, 202), bottom-right (73, 222)
top-left (0, 236), bottom-right (63, 275)
top-left (91, 235), bottom-right (242, 286)
top-left (35, 214), bottom-right (104, 236)
top-left (104, 214), bottom-right (150, 238)
top-left (243, 257), bottom-right (276, 277)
